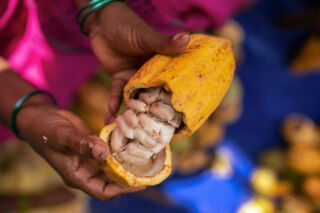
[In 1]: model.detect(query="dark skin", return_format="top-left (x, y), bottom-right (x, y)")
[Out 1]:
top-left (0, 2), bottom-right (190, 201)
top-left (86, 2), bottom-right (191, 119)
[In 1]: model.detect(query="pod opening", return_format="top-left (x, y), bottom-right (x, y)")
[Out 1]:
top-left (107, 87), bottom-right (183, 177)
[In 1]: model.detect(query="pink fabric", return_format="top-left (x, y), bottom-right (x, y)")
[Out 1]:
top-left (0, 0), bottom-right (99, 142)
top-left (129, 0), bottom-right (246, 34)
top-left (0, 0), bottom-right (244, 142)
top-left (0, 0), bottom-right (99, 107)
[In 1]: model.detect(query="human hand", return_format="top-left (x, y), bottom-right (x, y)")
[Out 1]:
top-left (16, 103), bottom-right (144, 201)
top-left (85, 2), bottom-right (190, 122)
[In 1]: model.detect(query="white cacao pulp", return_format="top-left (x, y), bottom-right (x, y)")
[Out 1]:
top-left (109, 87), bottom-right (183, 177)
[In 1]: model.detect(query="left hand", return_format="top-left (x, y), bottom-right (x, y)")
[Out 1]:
top-left (16, 103), bottom-right (144, 201)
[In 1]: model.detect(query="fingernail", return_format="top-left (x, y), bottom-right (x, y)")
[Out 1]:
top-left (89, 142), bottom-right (94, 148)
top-left (172, 32), bottom-right (190, 41)
top-left (92, 144), bottom-right (107, 160)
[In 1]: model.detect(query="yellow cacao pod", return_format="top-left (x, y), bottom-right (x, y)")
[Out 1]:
top-left (100, 34), bottom-right (235, 187)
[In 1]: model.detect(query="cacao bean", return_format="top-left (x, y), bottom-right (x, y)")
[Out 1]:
top-left (133, 127), bottom-right (157, 148)
top-left (150, 143), bottom-right (165, 154)
top-left (127, 142), bottom-right (154, 159)
top-left (123, 109), bottom-right (139, 128)
top-left (118, 150), bottom-right (148, 166)
top-left (111, 127), bottom-right (127, 153)
top-left (159, 90), bottom-right (171, 105)
top-left (138, 87), bottom-right (161, 105)
top-left (127, 99), bottom-right (149, 113)
top-left (116, 115), bottom-right (134, 139)
top-left (158, 123), bottom-right (175, 144)
top-left (168, 113), bottom-right (183, 128)
top-left (150, 102), bottom-right (175, 122)
top-left (138, 114), bottom-right (161, 138)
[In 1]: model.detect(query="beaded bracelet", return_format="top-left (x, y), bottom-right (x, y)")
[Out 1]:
top-left (10, 90), bottom-right (57, 140)
top-left (76, 0), bottom-right (123, 35)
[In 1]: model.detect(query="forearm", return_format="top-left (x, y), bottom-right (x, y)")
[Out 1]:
top-left (0, 57), bottom-right (50, 129)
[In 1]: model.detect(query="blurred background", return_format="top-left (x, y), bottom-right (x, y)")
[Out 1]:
top-left (1, 0), bottom-right (320, 212)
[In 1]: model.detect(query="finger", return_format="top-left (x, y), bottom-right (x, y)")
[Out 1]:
top-left (70, 135), bottom-right (109, 161)
top-left (109, 78), bottom-right (126, 115)
top-left (92, 2), bottom-right (190, 56)
top-left (50, 126), bottom-right (109, 160)
top-left (58, 110), bottom-right (91, 134)
top-left (135, 30), bottom-right (191, 55)
top-left (111, 3), bottom-right (191, 55)
top-left (77, 172), bottom-right (111, 200)
top-left (108, 70), bottom-right (135, 114)
top-left (104, 112), bottom-right (116, 125)
top-left (74, 159), bottom-right (102, 179)
top-left (76, 171), bottom-right (145, 201)
top-left (91, 138), bottom-right (109, 161)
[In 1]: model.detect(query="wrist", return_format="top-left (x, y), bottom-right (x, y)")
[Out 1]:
top-left (81, 1), bottom-right (127, 36)
top-left (14, 97), bottom-right (57, 141)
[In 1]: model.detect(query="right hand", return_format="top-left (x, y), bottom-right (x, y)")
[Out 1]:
top-left (85, 2), bottom-right (191, 123)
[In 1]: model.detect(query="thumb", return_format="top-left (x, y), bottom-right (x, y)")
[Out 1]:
top-left (136, 31), bottom-right (191, 55)
top-left (108, 69), bottom-right (135, 115)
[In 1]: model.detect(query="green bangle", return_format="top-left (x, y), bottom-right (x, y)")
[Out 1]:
top-left (76, 0), bottom-right (123, 35)
top-left (10, 90), bottom-right (57, 140)
top-left (76, 0), bottom-right (102, 25)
